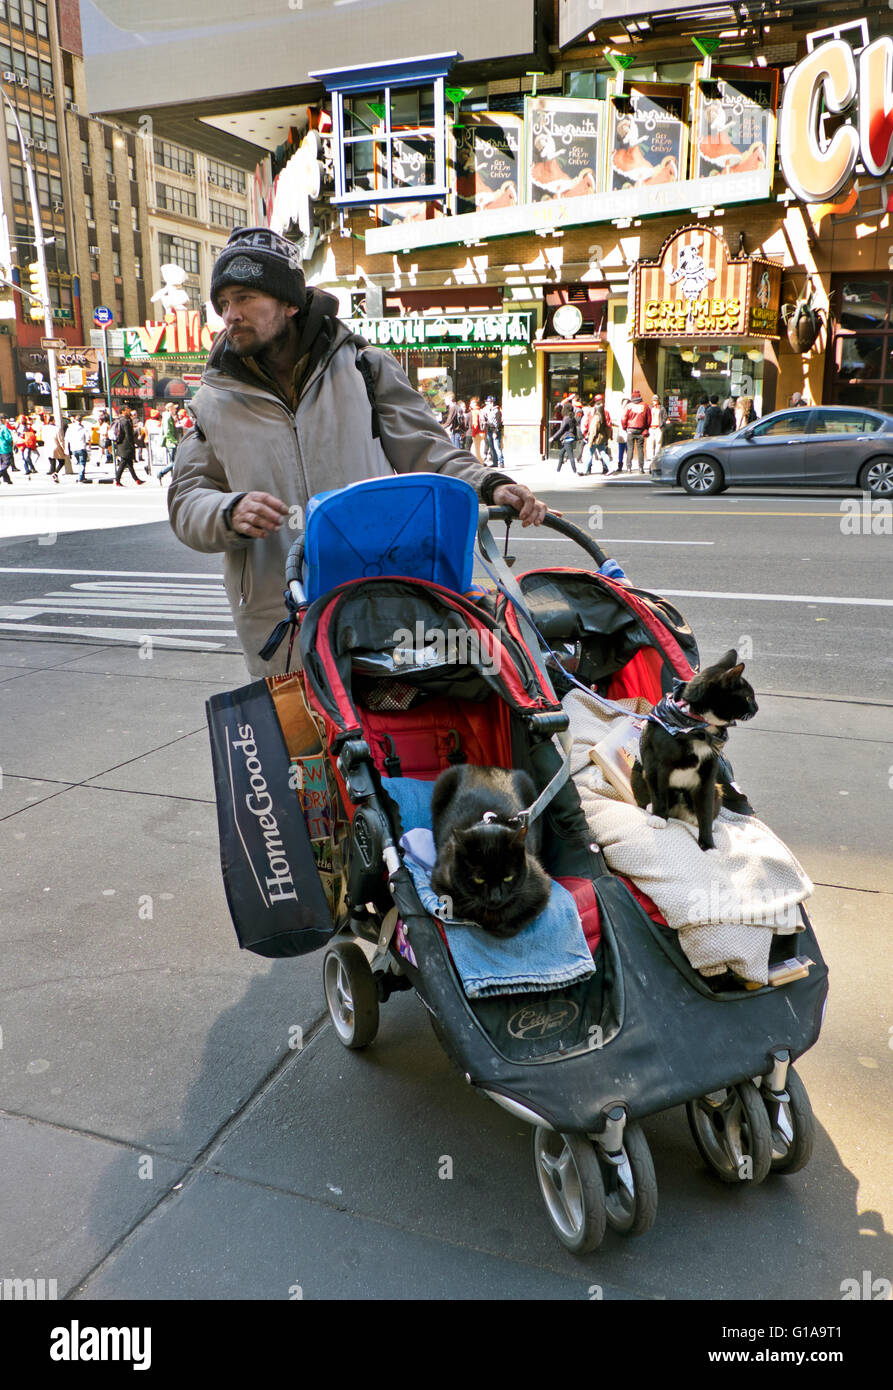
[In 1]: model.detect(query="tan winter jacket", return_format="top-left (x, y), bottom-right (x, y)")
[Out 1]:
top-left (168, 320), bottom-right (511, 677)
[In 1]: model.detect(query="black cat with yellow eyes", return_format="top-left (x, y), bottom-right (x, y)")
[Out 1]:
top-left (430, 765), bottom-right (552, 937)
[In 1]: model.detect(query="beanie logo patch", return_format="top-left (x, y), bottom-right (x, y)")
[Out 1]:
top-left (225, 255), bottom-right (265, 282)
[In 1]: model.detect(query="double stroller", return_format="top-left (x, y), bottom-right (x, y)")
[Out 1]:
top-left (216, 473), bottom-right (828, 1254)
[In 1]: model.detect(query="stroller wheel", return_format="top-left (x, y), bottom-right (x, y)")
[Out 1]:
top-left (686, 1080), bottom-right (772, 1185)
top-left (532, 1127), bottom-right (606, 1254)
top-left (323, 940), bottom-right (379, 1050)
top-left (764, 1066), bottom-right (815, 1175)
top-left (599, 1122), bottom-right (658, 1237)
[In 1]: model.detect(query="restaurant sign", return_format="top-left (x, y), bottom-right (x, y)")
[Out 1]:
top-left (633, 226), bottom-right (781, 340)
top-left (124, 309), bottom-right (217, 360)
top-left (345, 312), bottom-right (532, 350)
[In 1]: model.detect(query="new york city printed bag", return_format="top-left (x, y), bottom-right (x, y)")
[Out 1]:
top-left (206, 676), bottom-right (338, 957)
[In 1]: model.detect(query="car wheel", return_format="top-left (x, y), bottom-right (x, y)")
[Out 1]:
top-left (680, 456), bottom-right (726, 496)
top-left (859, 456), bottom-right (893, 498)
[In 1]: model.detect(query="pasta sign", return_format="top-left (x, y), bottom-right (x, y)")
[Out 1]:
top-left (780, 35), bottom-right (893, 201)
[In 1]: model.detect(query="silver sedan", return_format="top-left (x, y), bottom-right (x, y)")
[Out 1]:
top-left (653, 405), bottom-right (893, 497)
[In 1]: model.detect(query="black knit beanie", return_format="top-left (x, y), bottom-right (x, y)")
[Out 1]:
top-left (210, 226), bottom-right (307, 313)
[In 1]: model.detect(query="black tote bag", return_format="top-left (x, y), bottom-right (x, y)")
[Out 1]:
top-left (206, 679), bottom-right (334, 957)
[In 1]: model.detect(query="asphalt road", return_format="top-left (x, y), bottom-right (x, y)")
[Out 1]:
top-left (1, 478), bottom-right (889, 698)
top-left (3, 480), bottom-right (884, 695)
top-left (1, 475), bottom-right (891, 1309)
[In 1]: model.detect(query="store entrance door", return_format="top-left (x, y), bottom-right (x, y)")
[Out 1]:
top-left (545, 351), bottom-right (607, 455)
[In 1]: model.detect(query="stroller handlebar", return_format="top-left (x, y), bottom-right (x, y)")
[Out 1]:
top-left (485, 505), bottom-right (609, 569)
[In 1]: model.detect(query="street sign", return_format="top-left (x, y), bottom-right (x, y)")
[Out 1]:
top-left (94, 306), bottom-right (114, 326)
top-left (90, 328), bottom-right (125, 354)
top-left (41, 336), bottom-right (66, 349)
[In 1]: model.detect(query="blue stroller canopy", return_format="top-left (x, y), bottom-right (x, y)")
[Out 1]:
top-left (302, 473), bottom-right (479, 602)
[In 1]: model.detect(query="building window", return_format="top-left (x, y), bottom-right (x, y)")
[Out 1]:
top-left (112, 249), bottom-right (121, 277)
top-left (9, 1), bottom-right (49, 36)
top-left (156, 182), bottom-right (197, 217)
top-left (158, 232), bottom-right (199, 275)
top-left (35, 170), bottom-right (62, 204)
top-left (153, 137), bottom-right (194, 176)
top-left (134, 257), bottom-right (141, 279)
top-left (315, 56), bottom-right (450, 208)
top-left (84, 189), bottom-right (94, 221)
top-left (10, 162), bottom-right (25, 201)
top-left (184, 282), bottom-right (202, 310)
top-left (206, 158), bottom-right (245, 193)
top-left (5, 106), bottom-right (57, 153)
top-left (80, 135), bottom-right (90, 166)
top-left (45, 234), bottom-right (67, 273)
top-left (208, 197), bottom-right (245, 228)
top-left (127, 153), bottom-right (135, 181)
top-left (830, 278), bottom-right (893, 409)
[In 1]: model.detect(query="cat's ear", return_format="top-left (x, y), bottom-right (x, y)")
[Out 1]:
top-left (721, 663), bottom-right (745, 682)
top-left (511, 822), bottom-right (528, 844)
top-left (719, 648), bottom-right (738, 669)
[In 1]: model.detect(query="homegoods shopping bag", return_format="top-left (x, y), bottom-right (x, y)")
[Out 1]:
top-left (206, 678), bottom-right (333, 957)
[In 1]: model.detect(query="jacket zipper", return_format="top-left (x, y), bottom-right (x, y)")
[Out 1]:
top-left (239, 551), bottom-right (248, 606)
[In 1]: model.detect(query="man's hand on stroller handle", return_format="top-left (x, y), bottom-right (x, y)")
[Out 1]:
top-left (491, 483), bottom-right (550, 527)
top-left (230, 491), bottom-right (289, 538)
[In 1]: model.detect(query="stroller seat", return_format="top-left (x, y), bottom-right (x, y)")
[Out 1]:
top-left (302, 473), bottom-right (480, 602)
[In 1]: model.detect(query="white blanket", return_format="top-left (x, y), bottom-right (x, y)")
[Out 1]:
top-left (564, 689), bottom-right (813, 984)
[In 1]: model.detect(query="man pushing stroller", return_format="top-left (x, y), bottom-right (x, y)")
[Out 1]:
top-left (167, 227), bottom-right (547, 676)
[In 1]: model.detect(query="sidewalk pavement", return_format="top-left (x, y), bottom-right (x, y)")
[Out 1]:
top-left (1, 627), bottom-right (891, 1300)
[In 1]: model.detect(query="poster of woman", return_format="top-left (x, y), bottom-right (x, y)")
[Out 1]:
top-left (453, 112), bottom-right (523, 215)
top-left (692, 66), bottom-right (779, 180)
top-left (524, 96), bottom-right (603, 202)
top-left (609, 84), bottom-right (688, 191)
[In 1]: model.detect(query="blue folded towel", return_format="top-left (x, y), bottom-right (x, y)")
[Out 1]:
top-left (382, 776), bottom-right (595, 1000)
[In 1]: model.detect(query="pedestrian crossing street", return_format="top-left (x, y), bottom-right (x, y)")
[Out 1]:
top-left (0, 568), bottom-right (239, 652)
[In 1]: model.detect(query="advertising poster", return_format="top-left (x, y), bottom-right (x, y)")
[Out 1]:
top-left (524, 96), bottom-right (603, 203)
top-left (453, 112), bottom-right (523, 215)
top-left (609, 84), bottom-right (689, 192)
top-left (375, 131), bottom-right (443, 226)
top-left (692, 65), bottom-right (779, 180)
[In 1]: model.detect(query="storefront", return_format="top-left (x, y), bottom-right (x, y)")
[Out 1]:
top-left (631, 224), bottom-right (782, 439)
top-left (343, 306), bottom-right (535, 435)
top-left (16, 346), bottom-right (105, 416)
top-left (536, 286), bottom-right (609, 453)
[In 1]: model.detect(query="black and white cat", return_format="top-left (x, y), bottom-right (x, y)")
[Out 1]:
top-left (631, 650), bottom-right (758, 851)
top-left (430, 765), bottom-right (551, 936)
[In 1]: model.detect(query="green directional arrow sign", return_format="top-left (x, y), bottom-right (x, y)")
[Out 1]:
top-left (605, 52), bottom-right (636, 71)
top-left (692, 35), bottom-right (722, 57)
top-left (445, 86), bottom-right (471, 106)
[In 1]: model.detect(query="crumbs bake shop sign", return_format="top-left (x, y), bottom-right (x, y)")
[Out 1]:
top-left (633, 226), bottom-right (781, 339)
top-left (780, 35), bottom-right (893, 202)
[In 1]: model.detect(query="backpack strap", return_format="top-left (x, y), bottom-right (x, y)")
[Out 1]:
top-left (355, 353), bottom-right (381, 441)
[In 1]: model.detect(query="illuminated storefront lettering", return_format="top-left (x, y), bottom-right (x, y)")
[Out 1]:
top-left (779, 35), bottom-right (893, 201)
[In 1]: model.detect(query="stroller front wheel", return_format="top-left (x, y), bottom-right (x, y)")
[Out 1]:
top-left (323, 940), bottom-right (380, 1049)
top-left (599, 1121), bottom-right (658, 1237)
top-left (764, 1066), bottom-right (815, 1174)
top-left (686, 1080), bottom-right (772, 1185)
top-left (532, 1127), bottom-right (607, 1254)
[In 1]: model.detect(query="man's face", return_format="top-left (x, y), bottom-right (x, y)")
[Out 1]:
top-left (216, 286), bottom-right (300, 357)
